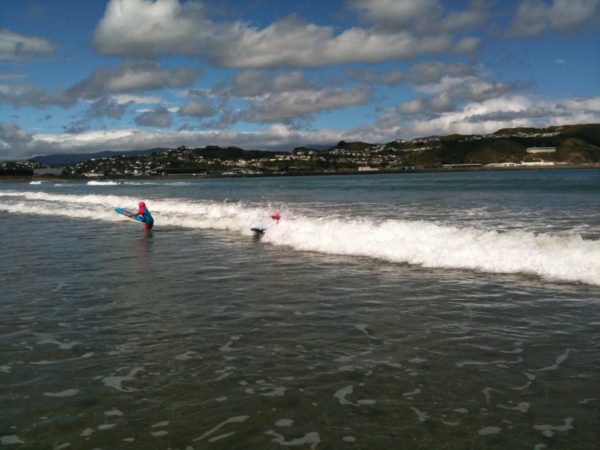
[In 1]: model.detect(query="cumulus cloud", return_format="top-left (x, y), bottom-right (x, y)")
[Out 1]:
top-left (0, 122), bottom-right (34, 159)
top-left (217, 71), bottom-right (373, 123)
top-left (408, 61), bottom-right (476, 85)
top-left (230, 70), bottom-right (308, 97)
top-left (135, 106), bottom-right (172, 128)
top-left (178, 93), bottom-right (217, 118)
top-left (87, 96), bottom-right (130, 119)
top-left (345, 68), bottom-right (404, 86)
top-left (24, 125), bottom-right (349, 155)
top-left (349, 0), bottom-right (489, 33)
top-left (395, 62), bottom-right (530, 116)
top-left (0, 80), bottom-right (72, 108)
top-left (67, 61), bottom-right (200, 100)
top-left (4, 94), bottom-right (599, 159)
top-left (244, 87), bottom-right (372, 123)
top-left (350, 0), bottom-right (443, 30)
top-left (0, 29), bottom-right (55, 61)
top-left (0, 61), bottom-right (199, 111)
top-left (506, 0), bottom-right (600, 37)
top-left (407, 95), bottom-right (600, 136)
top-left (92, 0), bottom-right (477, 67)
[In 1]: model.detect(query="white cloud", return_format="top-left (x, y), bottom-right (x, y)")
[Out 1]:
top-left (350, 0), bottom-right (444, 31)
top-left (507, 0), bottom-right (600, 37)
top-left (349, 0), bottom-right (489, 33)
top-left (0, 29), bottom-right (55, 61)
top-left (218, 71), bottom-right (373, 123)
top-left (397, 63), bottom-right (528, 116)
top-left (0, 62), bottom-right (198, 110)
top-left (19, 126), bottom-right (346, 156)
top-left (345, 68), bottom-right (404, 86)
top-left (3, 94), bottom-right (598, 159)
top-left (111, 94), bottom-right (163, 105)
top-left (68, 61), bottom-right (200, 100)
top-left (178, 96), bottom-right (217, 118)
top-left (408, 95), bottom-right (600, 136)
top-left (134, 107), bottom-right (172, 128)
top-left (92, 0), bottom-right (477, 67)
top-left (244, 87), bottom-right (372, 123)
top-left (0, 122), bottom-right (34, 159)
top-left (408, 61), bottom-right (475, 85)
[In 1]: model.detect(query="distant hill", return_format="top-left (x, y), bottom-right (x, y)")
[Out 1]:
top-left (377, 124), bottom-right (600, 166)
top-left (26, 124), bottom-right (600, 169)
top-left (30, 148), bottom-right (169, 166)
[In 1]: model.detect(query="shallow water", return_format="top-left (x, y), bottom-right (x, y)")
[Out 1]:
top-left (1, 170), bottom-right (600, 449)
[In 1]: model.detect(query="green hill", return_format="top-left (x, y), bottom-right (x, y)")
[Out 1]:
top-left (383, 123), bottom-right (600, 166)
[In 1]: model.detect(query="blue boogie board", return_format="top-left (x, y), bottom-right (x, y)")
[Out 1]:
top-left (115, 207), bottom-right (145, 223)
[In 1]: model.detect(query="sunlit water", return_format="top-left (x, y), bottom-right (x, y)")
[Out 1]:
top-left (1, 170), bottom-right (599, 449)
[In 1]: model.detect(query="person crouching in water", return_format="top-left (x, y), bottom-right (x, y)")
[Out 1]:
top-left (130, 201), bottom-right (154, 234)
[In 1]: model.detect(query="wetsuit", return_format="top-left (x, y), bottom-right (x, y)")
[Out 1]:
top-left (136, 202), bottom-right (154, 233)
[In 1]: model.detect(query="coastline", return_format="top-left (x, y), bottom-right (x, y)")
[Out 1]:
top-left (2, 162), bottom-right (599, 183)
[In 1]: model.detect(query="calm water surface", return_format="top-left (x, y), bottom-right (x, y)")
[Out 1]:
top-left (1, 170), bottom-right (599, 449)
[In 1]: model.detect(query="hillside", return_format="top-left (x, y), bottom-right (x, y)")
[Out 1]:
top-left (379, 124), bottom-right (600, 166)
top-left (30, 148), bottom-right (169, 166)
top-left (2, 123), bottom-right (598, 177)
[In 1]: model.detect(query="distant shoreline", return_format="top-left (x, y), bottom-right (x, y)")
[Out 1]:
top-left (1, 163), bottom-right (599, 183)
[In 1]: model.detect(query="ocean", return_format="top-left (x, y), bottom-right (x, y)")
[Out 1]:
top-left (1, 169), bottom-right (599, 449)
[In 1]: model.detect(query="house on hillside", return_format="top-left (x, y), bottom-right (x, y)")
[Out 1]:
top-left (526, 147), bottom-right (556, 154)
top-left (33, 167), bottom-right (65, 176)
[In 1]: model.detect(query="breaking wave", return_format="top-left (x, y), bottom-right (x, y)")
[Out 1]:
top-left (2, 190), bottom-right (599, 285)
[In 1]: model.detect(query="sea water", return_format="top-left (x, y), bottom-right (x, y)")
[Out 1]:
top-left (1, 169), bottom-right (599, 449)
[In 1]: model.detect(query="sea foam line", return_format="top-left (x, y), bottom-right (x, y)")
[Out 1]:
top-left (2, 191), bottom-right (600, 285)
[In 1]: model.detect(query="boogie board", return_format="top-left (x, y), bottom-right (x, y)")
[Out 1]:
top-left (115, 207), bottom-right (145, 223)
top-left (251, 226), bottom-right (267, 236)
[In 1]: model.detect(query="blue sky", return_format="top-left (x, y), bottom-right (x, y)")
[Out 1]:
top-left (1, 0), bottom-right (599, 160)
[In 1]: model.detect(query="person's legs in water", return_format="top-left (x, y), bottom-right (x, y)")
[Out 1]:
top-left (144, 219), bottom-right (154, 234)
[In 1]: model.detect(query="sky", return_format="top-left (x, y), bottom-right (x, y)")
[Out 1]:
top-left (1, 0), bottom-right (599, 160)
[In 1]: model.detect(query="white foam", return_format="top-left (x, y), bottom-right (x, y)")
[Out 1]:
top-left (37, 338), bottom-right (78, 350)
top-left (150, 430), bottom-right (168, 437)
top-left (194, 415), bottom-right (249, 442)
top-left (275, 419), bottom-right (294, 427)
top-left (478, 426), bottom-right (501, 435)
top-left (2, 190), bottom-right (600, 285)
top-left (261, 386), bottom-right (287, 397)
top-left (534, 417), bottom-right (574, 437)
top-left (102, 367), bottom-right (144, 392)
top-left (534, 348), bottom-right (571, 372)
top-left (174, 351), bottom-right (199, 360)
top-left (87, 180), bottom-right (119, 185)
top-left (1, 435), bottom-right (25, 445)
top-left (44, 389), bottom-right (79, 397)
top-left (265, 431), bottom-right (321, 449)
top-left (334, 385), bottom-right (355, 405)
top-left (498, 402), bottom-right (530, 413)
top-left (457, 357), bottom-right (523, 368)
top-left (152, 421), bottom-right (169, 428)
top-left (410, 406), bottom-right (429, 422)
top-left (403, 388), bottom-right (421, 397)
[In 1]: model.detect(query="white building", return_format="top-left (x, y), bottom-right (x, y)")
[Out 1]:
top-left (526, 147), bottom-right (556, 154)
